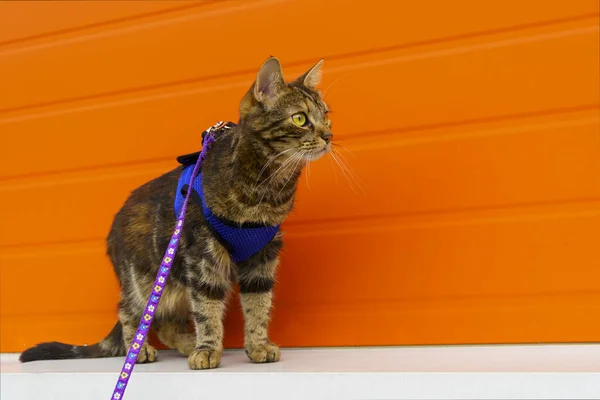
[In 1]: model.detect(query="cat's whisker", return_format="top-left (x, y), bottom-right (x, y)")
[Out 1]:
top-left (252, 150), bottom-right (298, 194)
top-left (276, 150), bottom-right (306, 200)
top-left (256, 151), bottom-right (304, 207)
top-left (256, 150), bottom-right (301, 189)
top-left (269, 151), bottom-right (303, 184)
top-left (255, 148), bottom-right (295, 184)
top-left (323, 71), bottom-right (352, 100)
top-left (327, 152), bottom-right (339, 184)
top-left (331, 149), bottom-right (364, 194)
top-left (335, 151), bottom-right (365, 196)
top-left (329, 151), bottom-right (358, 194)
top-left (305, 150), bottom-right (313, 191)
top-left (332, 142), bottom-right (357, 159)
top-left (258, 152), bottom-right (299, 206)
top-left (333, 148), bottom-right (364, 186)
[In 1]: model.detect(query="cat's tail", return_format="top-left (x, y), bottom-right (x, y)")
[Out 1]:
top-left (19, 321), bottom-right (125, 363)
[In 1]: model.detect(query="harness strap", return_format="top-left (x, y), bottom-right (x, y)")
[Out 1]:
top-left (181, 183), bottom-right (234, 254)
top-left (176, 171), bottom-right (280, 263)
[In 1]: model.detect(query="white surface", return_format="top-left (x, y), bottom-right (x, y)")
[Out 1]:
top-left (2, 345), bottom-right (600, 399)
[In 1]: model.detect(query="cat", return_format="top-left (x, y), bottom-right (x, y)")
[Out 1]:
top-left (19, 57), bottom-right (332, 370)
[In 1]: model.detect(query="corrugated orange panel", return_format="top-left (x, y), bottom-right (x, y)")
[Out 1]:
top-left (1, 1), bottom-right (599, 353)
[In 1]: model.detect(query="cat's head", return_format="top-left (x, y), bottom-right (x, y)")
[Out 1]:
top-left (240, 57), bottom-right (332, 161)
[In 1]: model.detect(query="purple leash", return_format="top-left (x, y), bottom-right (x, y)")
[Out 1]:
top-left (110, 122), bottom-right (222, 400)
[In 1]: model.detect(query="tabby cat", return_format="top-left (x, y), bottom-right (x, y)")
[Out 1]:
top-left (19, 57), bottom-right (332, 369)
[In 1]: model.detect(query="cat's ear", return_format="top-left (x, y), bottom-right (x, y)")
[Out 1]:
top-left (253, 57), bottom-right (286, 104)
top-left (294, 59), bottom-right (324, 88)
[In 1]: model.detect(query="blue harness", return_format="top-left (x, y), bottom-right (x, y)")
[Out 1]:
top-left (174, 122), bottom-right (280, 263)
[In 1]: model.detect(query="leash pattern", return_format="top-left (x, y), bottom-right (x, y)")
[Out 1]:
top-left (110, 122), bottom-right (224, 400)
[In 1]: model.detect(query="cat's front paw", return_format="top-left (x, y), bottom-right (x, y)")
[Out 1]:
top-left (137, 344), bottom-right (158, 363)
top-left (188, 348), bottom-right (222, 370)
top-left (245, 343), bottom-right (280, 363)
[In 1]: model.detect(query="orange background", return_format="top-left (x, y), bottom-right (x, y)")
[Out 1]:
top-left (1, 1), bottom-right (599, 353)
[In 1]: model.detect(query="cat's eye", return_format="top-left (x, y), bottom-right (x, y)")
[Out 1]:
top-left (291, 112), bottom-right (308, 127)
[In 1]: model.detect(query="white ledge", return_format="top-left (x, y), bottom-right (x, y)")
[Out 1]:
top-left (2, 344), bottom-right (600, 399)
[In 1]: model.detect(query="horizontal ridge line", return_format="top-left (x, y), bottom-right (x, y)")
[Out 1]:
top-left (0, 155), bottom-right (176, 185)
top-left (0, 0), bottom-right (282, 57)
top-left (0, 1), bottom-right (218, 48)
top-left (5, 291), bottom-right (600, 318)
top-left (1, 197), bottom-right (599, 255)
top-left (0, 106), bottom-right (597, 184)
top-left (285, 197), bottom-right (600, 229)
top-left (339, 105), bottom-right (600, 144)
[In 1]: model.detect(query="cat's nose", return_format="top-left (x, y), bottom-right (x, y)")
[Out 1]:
top-left (321, 131), bottom-right (333, 143)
